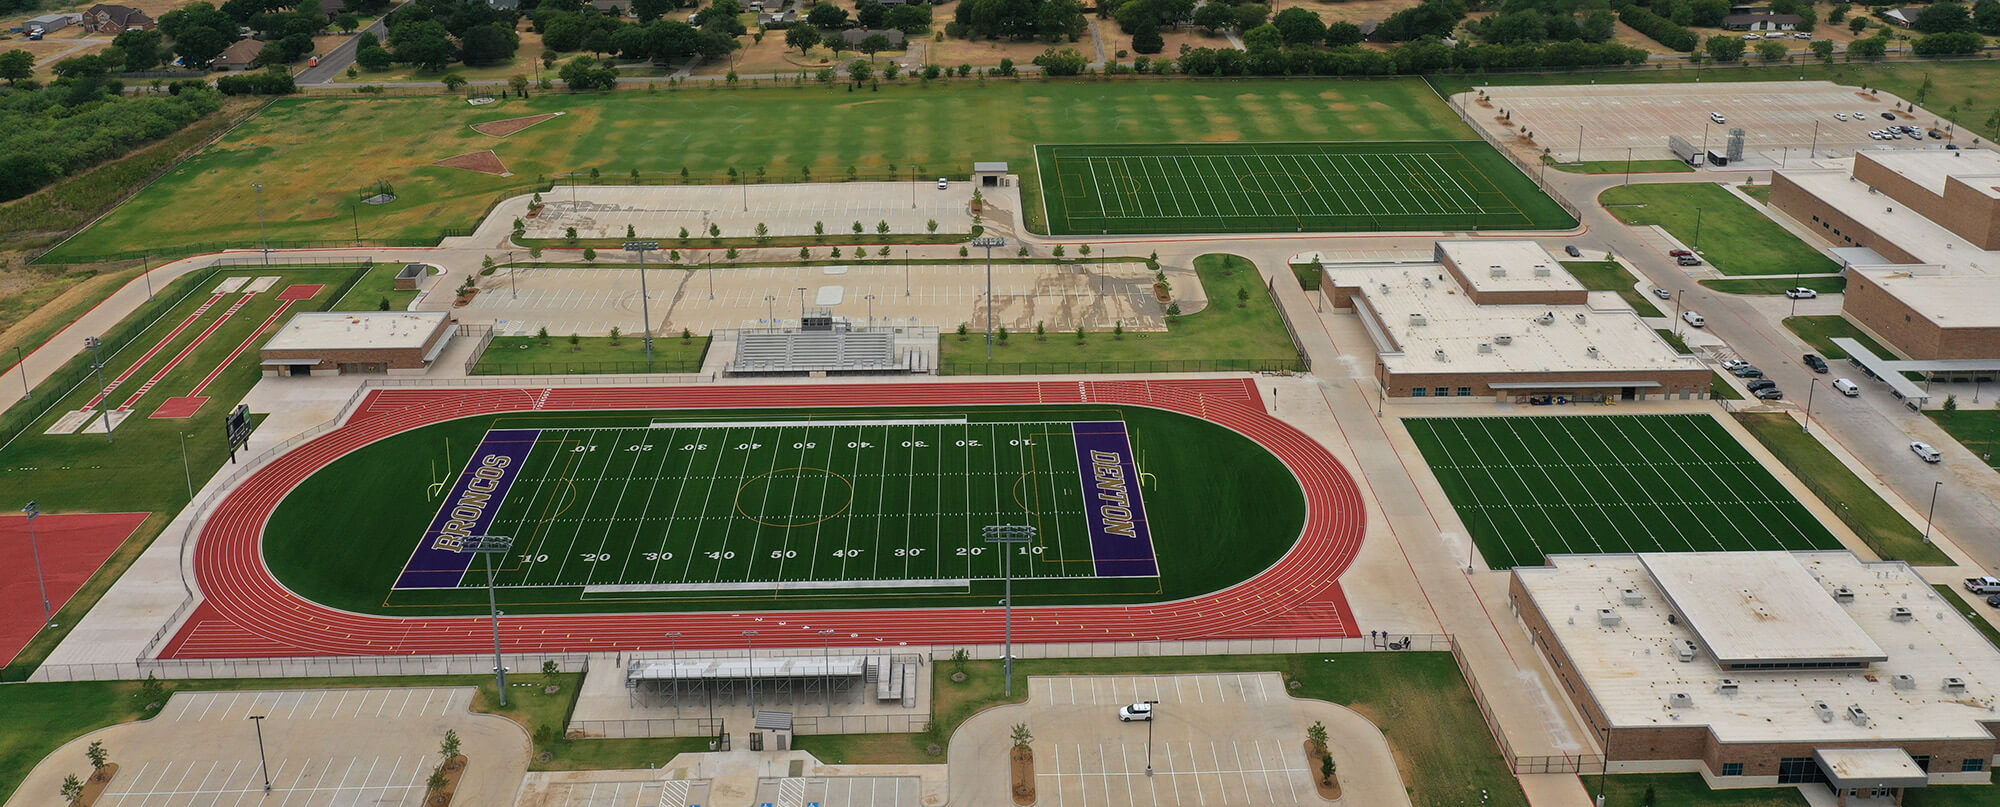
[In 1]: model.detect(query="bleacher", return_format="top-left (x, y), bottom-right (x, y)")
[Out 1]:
top-left (726, 329), bottom-right (922, 375)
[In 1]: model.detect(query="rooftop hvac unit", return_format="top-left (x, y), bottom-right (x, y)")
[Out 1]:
top-left (1621, 588), bottom-right (1645, 605)
top-left (1597, 608), bottom-right (1621, 627)
top-left (1535, 313), bottom-right (1556, 325)
top-left (1944, 677), bottom-right (1968, 695)
top-left (1893, 674), bottom-right (1917, 691)
top-left (1813, 702), bottom-right (1836, 723)
top-left (1834, 586), bottom-right (1856, 603)
top-left (1587, 346), bottom-right (1601, 360)
top-left (1489, 266), bottom-right (1507, 278)
top-left (1422, 277), bottom-right (1433, 289)
top-left (1533, 265), bottom-right (1552, 277)
top-left (1847, 705), bottom-right (1870, 726)
top-left (1410, 314), bottom-right (1428, 327)
top-left (1478, 343), bottom-right (1493, 354)
top-left (1674, 639), bottom-right (1698, 662)
top-left (1669, 692), bottom-right (1694, 708)
top-left (1890, 607), bottom-right (1914, 622)
top-left (1434, 349), bottom-right (1449, 362)
top-left (1574, 313), bottom-right (1587, 324)
top-left (1717, 680), bottom-right (1740, 696)
top-left (1494, 335), bottom-right (1514, 345)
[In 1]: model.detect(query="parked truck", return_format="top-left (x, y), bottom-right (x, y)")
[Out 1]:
top-left (1965, 576), bottom-right (2000, 595)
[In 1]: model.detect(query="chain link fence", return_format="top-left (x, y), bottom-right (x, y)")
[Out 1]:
top-left (37, 652), bottom-right (593, 683)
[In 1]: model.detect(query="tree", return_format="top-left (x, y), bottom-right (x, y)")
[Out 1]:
top-left (0, 49), bottom-right (34, 84)
top-left (1033, 46), bottom-right (1088, 76)
top-left (357, 43), bottom-right (393, 70)
top-left (391, 20), bottom-right (459, 71)
top-left (997, 326), bottom-right (1009, 344)
top-left (114, 29), bottom-right (165, 71)
top-left (1756, 40), bottom-right (1788, 62)
top-left (886, 5), bottom-right (932, 35)
top-left (161, 2), bottom-right (240, 66)
top-left (808, 3), bottom-right (849, 30)
top-left (1325, 21), bottom-right (1363, 47)
top-left (583, 247), bottom-right (597, 261)
top-left (509, 73), bottom-right (531, 97)
top-left (756, 222), bottom-right (769, 241)
top-left (1944, 393), bottom-right (1960, 412)
top-left (543, 659), bottom-right (561, 677)
top-left (568, 332), bottom-right (581, 349)
top-left (1234, 3), bottom-right (1269, 32)
top-left (1243, 23), bottom-right (1283, 51)
top-left (1053, 244), bottom-right (1066, 257)
top-left (800, 246), bottom-right (811, 259)
top-left (1011, 723), bottom-right (1033, 748)
top-left (1193, 2), bottom-right (1236, 34)
top-left (1914, 2), bottom-right (1973, 33)
top-left (62, 774), bottom-right (83, 801)
top-left (461, 23), bottom-right (520, 66)
top-left (1319, 753), bottom-right (1335, 785)
top-left (787, 24), bottom-right (822, 55)
top-left (441, 72), bottom-right (468, 91)
top-left (1236, 286), bottom-right (1250, 307)
top-left (427, 767), bottom-right (449, 793)
top-left (379, 297), bottom-right (392, 310)
top-left (1810, 39), bottom-right (1835, 61)
top-left (1271, 7), bottom-right (1325, 46)
top-left (1850, 17), bottom-right (1869, 34)
top-left (859, 33), bottom-right (893, 59)
top-left (876, 219), bottom-right (890, 234)
top-left (87, 740), bottom-right (109, 771)
top-left (334, 12), bottom-right (359, 32)
top-left (1849, 35), bottom-right (1887, 60)
top-left (1075, 325), bottom-right (1086, 343)
top-left (633, 0), bottom-right (672, 23)
top-left (440, 729), bottom-right (463, 761)
top-left (1979, 0), bottom-right (2000, 34)
top-left (1686, 0), bottom-right (1730, 27)
top-left (1704, 34), bottom-right (1745, 63)
top-left (538, 326), bottom-right (551, 344)
top-left (848, 59), bottom-right (873, 84)
top-left (1130, 19), bottom-right (1163, 53)
top-left (1306, 722), bottom-right (1328, 755)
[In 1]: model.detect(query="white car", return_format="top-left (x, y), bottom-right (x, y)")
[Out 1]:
top-left (936, 178), bottom-right (949, 190)
top-left (1722, 359), bottom-right (1751, 371)
top-left (1744, 33), bottom-right (1761, 40)
top-left (1785, 287), bottom-right (1818, 299)
top-left (1911, 441), bottom-right (1943, 463)
top-left (1652, 287), bottom-right (1672, 300)
top-left (1117, 703), bottom-right (1154, 722)
top-left (1835, 113), bottom-right (1848, 121)
top-left (1710, 112), bottom-right (1727, 124)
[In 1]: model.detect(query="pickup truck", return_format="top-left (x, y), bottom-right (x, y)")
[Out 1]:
top-left (1966, 576), bottom-right (2000, 594)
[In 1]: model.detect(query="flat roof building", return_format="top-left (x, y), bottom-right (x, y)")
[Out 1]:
top-left (1512, 551), bottom-right (2000, 799)
top-left (1318, 241), bottom-right (1710, 402)
top-left (260, 311), bottom-right (455, 376)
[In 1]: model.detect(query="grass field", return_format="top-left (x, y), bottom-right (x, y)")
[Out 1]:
top-left (48, 79), bottom-right (1474, 260)
top-left (471, 334), bottom-right (712, 375)
top-left (1546, 159), bottom-right (1694, 175)
top-left (1784, 315), bottom-right (1896, 361)
top-left (1702, 275), bottom-right (1846, 295)
top-left (1036, 141), bottom-right (1574, 235)
top-left (1928, 410), bottom-right (2000, 470)
top-left (267, 403), bottom-right (1305, 615)
top-left (939, 253), bottom-right (1302, 374)
top-left (1598, 773), bottom-right (1806, 807)
top-left (1734, 412), bottom-right (1947, 565)
top-left (1599, 183), bottom-right (1837, 276)
top-left (1406, 414), bottom-right (1842, 569)
top-left (330, 261), bottom-right (432, 312)
top-left (1563, 260), bottom-right (1663, 317)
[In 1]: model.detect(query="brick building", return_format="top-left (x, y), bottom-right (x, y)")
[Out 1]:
top-left (1512, 552), bottom-right (2000, 800)
top-left (1769, 151), bottom-right (2000, 364)
top-left (82, 4), bottom-right (154, 34)
top-left (1317, 241), bottom-right (1710, 402)
top-left (259, 311), bottom-right (455, 376)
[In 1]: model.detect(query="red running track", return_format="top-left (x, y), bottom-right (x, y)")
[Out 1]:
top-left (162, 379), bottom-right (1364, 658)
top-left (1, 512), bottom-right (150, 667)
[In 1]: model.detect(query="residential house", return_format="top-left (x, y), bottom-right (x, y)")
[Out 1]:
top-left (840, 28), bottom-right (906, 48)
top-left (1719, 12), bottom-right (1801, 30)
top-left (210, 37), bottom-right (262, 71)
top-left (82, 4), bottom-right (155, 34)
top-left (1883, 6), bottom-right (1925, 26)
top-left (591, 0), bottom-right (630, 16)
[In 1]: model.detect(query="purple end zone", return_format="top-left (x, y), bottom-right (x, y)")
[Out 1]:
top-left (393, 428), bottom-right (541, 589)
top-left (1071, 421), bottom-right (1159, 577)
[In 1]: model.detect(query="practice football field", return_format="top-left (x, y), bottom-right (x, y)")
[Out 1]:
top-left (1405, 414), bottom-right (1842, 569)
top-left (1034, 141), bottom-right (1576, 235)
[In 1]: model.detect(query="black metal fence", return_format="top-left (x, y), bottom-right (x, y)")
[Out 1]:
top-left (940, 358), bottom-right (1305, 376)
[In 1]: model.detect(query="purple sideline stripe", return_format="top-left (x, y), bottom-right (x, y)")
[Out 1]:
top-left (1071, 421), bottom-right (1159, 577)
top-left (393, 428), bottom-right (541, 589)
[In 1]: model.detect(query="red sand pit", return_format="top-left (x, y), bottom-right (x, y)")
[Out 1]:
top-left (0, 512), bottom-right (149, 666)
top-left (163, 379), bottom-right (1365, 659)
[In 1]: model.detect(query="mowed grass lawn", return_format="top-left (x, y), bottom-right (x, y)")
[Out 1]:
top-left (1929, 410), bottom-right (2000, 470)
top-left (1599, 183), bottom-right (1838, 276)
top-left (1405, 414), bottom-right (1842, 569)
top-left (1599, 773), bottom-right (1806, 807)
top-left (1703, 275), bottom-right (1846, 295)
top-left (51, 79), bottom-right (1474, 260)
top-left (1783, 315), bottom-right (1896, 360)
top-left (1563, 260), bottom-right (1662, 317)
top-left (471, 334), bottom-right (711, 374)
top-left (1547, 159), bottom-right (1694, 175)
top-left (939, 253), bottom-right (1301, 373)
top-left (1734, 413), bottom-right (1948, 565)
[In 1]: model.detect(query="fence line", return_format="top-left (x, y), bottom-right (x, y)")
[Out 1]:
top-left (1265, 275), bottom-right (1313, 373)
top-left (941, 358), bottom-right (1304, 376)
top-left (460, 323), bottom-right (496, 375)
top-left (573, 713), bottom-right (929, 739)
top-left (1436, 82), bottom-right (1585, 228)
top-left (36, 652), bottom-right (594, 683)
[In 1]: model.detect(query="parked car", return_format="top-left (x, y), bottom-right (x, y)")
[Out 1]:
top-left (1987, 593), bottom-right (2000, 609)
top-left (1928, 130), bottom-right (1944, 140)
top-left (1711, 112), bottom-right (1728, 124)
top-left (1882, 112), bottom-right (1898, 120)
top-left (1966, 576), bottom-right (2000, 595)
top-left (1833, 378), bottom-right (1861, 396)
top-left (1911, 441), bottom-right (1943, 463)
top-left (1731, 365), bottom-right (1764, 378)
top-left (1653, 287), bottom-right (1672, 300)
top-left (1682, 310), bottom-right (1706, 327)
top-left (1722, 359), bottom-right (1751, 371)
top-left (936, 178), bottom-right (948, 189)
top-left (1803, 354), bottom-right (1829, 373)
top-left (1118, 703), bottom-right (1154, 722)
top-left (1786, 287), bottom-right (1818, 299)
top-left (1565, 245), bottom-right (1581, 257)
top-left (1754, 387), bottom-right (1785, 400)
top-left (1746, 379), bottom-right (1778, 392)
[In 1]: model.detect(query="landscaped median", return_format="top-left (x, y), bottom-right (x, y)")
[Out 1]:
top-left (470, 333), bottom-right (711, 375)
top-left (1563, 259), bottom-right (1663, 317)
top-left (938, 253), bottom-right (1305, 375)
top-left (1599, 183), bottom-right (1838, 276)
top-left (1544, 158), bottom-right (1694, 175)
top-left (1734, 412), bottom-right (1950, 566)
top-left (1702, 275), bottom-right (1846, 296)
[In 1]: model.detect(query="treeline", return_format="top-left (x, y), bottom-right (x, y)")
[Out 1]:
top-left (946, 0), bottom-right (1088, 43)
top-left (1618, 6), bottom-right (1698, 51)
top-left (1172, 38), bottom-right (1646, 75)
top-left (358, 0), bottom-right (523, 72)
top-left (0, 80), bottom-right (224, 202)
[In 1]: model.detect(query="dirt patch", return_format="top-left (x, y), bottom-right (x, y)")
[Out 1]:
top-left (1010, 746), bottom-right (1035, 805)
top-left (472, 113), bottom-right (560, 138)
top-left (433, 150), bottom-right (511, 176)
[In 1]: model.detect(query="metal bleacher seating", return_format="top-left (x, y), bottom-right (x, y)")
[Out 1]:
top-left (726, 329), bottom-right (916, 375)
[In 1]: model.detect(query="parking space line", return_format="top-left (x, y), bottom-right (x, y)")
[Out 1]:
top-left (182, 761), bottom-right (224, 807)
top-left (1118, 744), bottom-right (1137, 807)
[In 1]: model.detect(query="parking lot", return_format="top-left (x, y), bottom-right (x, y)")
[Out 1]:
top-left (953, 672), bottom-right (1406, 807)
top-left (1464, 81), bottom-right (1959, 164)
top-left (517, 777), bottom-right (713, 807)
top-left (6, 687), bottom-right (530, 807)
top-left (522, 182), bottom-right (974, 241)
top-left (749, 776), bottom-right (922, 807)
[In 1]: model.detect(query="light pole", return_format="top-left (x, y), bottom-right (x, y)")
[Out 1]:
top-left (743, 630), bottom-right (759, 716)
top-left (510, 250), bottom-right (517, 300)
top-left (142, 254), bottom-right (153, 301)
top-left (765, 294), bottom-right (777, 327)
top-left (455, 535), bottom-right (515, 705)
top-left (865, 294), bottom-right (876, 327)
top-left (797, 286), bottom-right (807, 322)
top-left (249, 714), bottom-right (271, 792)
top-left (971, 236), bottom-right (1006, 360)
top-left (23, 502), bottom-right (50, 625)
top-left (664, 631), bottom-right (682, 712)
top-left (1924, 480), bottom-right (1942, 544)
top-left (253, 183), bottom-right (269, 266)
top-left (904, 249), bottom-right (911, 297)
top-left (179, 432), bottom-right (194, 499)
top-left (1142, 699), bottom-right (1160, 776)
top-left (1673, 290), bottom-right (1685, 337)
top-left (14, 345), bottom-right (27, 398)
top-left (1810, 120), bottom-right (1819, 159)
top-left (85, 336), bottom-right (111, 444)
top-left (983, 524), bottom-right (1035, 696)
top-left (820, 628), bottom-right (836, 715)
top-left (1693, 208), bottom-right (1704, 251)
top-left (622, 241), bottom-right (659, 366)
top-left (1803, 379), bottom-right (1817, 434)
top-left (910, 164), bottom-right (919, 208)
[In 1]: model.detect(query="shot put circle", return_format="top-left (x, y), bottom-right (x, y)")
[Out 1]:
top-left (734, 467), bottom-right (856, 527)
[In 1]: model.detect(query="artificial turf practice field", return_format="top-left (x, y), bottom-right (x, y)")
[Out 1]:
top-left (268, 405), bottom-right (1306, 614)
top-left (1035, 141), bottom-right (1576, 235)
top-left (1405, 414), bottom-right (1842, 569)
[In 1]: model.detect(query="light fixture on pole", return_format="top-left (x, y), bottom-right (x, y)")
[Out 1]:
top-left (14, 345), bottom-right (27, 399)
top-left (1142, 699), bottom-right (1160, 776)
top-left (970, 236), bottom-right (1007, 360)
top-left (1924, 481), bottom-right (1942, 544)
top-left (84, 336), bottom-right (111, 444)
top-left (179, 432), bottom-right (194, 499)
top-left (819, 628), bottom-right (836, 715)
top-left (910, 164), bottom-right (919, 208)
top-left (23, 501), bottom-right (50, 625)
top-left (982, 524), bottom-right (1035, 696)
top-left (453, 534), bottom-right (516, 705)
top-left (765, 294), bottom-right (777, 327)
top-left (253, 183), bottom-right (269, 266)
top-left (865, 294), bottom-right (876, 327)
top-left (1803, 379), bottom-right (1817, 434)
top-left (249, 714), bottom-right (272, 792)
top-left (664, 631), bottom-right (682, 712)
top-left (743, 630), bottom-right (760, 715)
top-left (622, 241), bottom-right (659, 366)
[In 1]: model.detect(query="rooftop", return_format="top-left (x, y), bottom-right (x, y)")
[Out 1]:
top-left (1437, 240), bottom-right (1585, 295)
top-left (263, 311), bottom-right (451, 352)
top-left (1865, 149), bottom-right (2000, 200)
top-left (1515, 552), bottom-right (2000, 744)
top-left (1325, 244), bottom-right (1700, 377)
top-left (1640, 553), bottom-right (1886, 667)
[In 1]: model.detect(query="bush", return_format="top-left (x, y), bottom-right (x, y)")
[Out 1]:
top-left (1912, 31), bottom-right (1984, 55)
top-left (1620, 8), bottom-right (1699, 52)
top-left (215, 70), bottom-right (297, 95)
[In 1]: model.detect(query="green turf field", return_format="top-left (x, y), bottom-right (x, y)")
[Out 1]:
top-left (267, 404), bottom-right (1305, 615)
top-left (1035, 141), bottom-right (1575, 235)
top-left (1405, 414), bottom-right (1842, 569)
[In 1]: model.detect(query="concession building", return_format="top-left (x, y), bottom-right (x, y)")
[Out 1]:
top-left (259, 311), bottom-right (455, 376)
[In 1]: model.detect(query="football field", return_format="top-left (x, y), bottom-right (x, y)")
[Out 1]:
top-left (396, 418), bottom-right (1158, 596)
top-left (1034, 141), bottom-right (1575, 235)
top-left (1406, 414), bottom-right (1842, 569)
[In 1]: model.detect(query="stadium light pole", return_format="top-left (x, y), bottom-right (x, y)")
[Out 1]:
top-left (743, 630), bottom-right (759, 716)
top-left (819, 628), bottom-right (836, 716)
top-left (623, 241), bottom-right (659, 366)
top-left (904, 249), bottom-right (910, 297)
top-left (14, 345), bottom-right (28, 399)
top-left (764, 294), bottom-right (777, 327)
top-left (179, 432), bottom-right (194, 499)
top-left (1143, 699), bottom-right (1160, 776)
top-left (1803, 379), bottom-right (1817, 435)
top-left (865, 294), bottom-right (876, 328)
top-left (797, 287), bottom-right (808, 322)
top-left (664, 631), bottom-right (682, 713)
top-left (910, 164), bottom-right (919, 208)
top-left (971, 236), bottom-right (1007, 360)
top-left (141, 254), bottom-right (154, 301)
top-left (456, 535), bottom-right (516, 705)
top-left (983, 524), bottom-right (1035, 696)
top-left (249, 714), bottom-right (271, 792)
top-left (1924, 481), bottom-right (1942, 545)
top-left (252, 183), bottom-right (269, 266)
top-left (85, 336), bottom-right (111, 444)
top-left (22, 502), bottom-right (50, 626)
